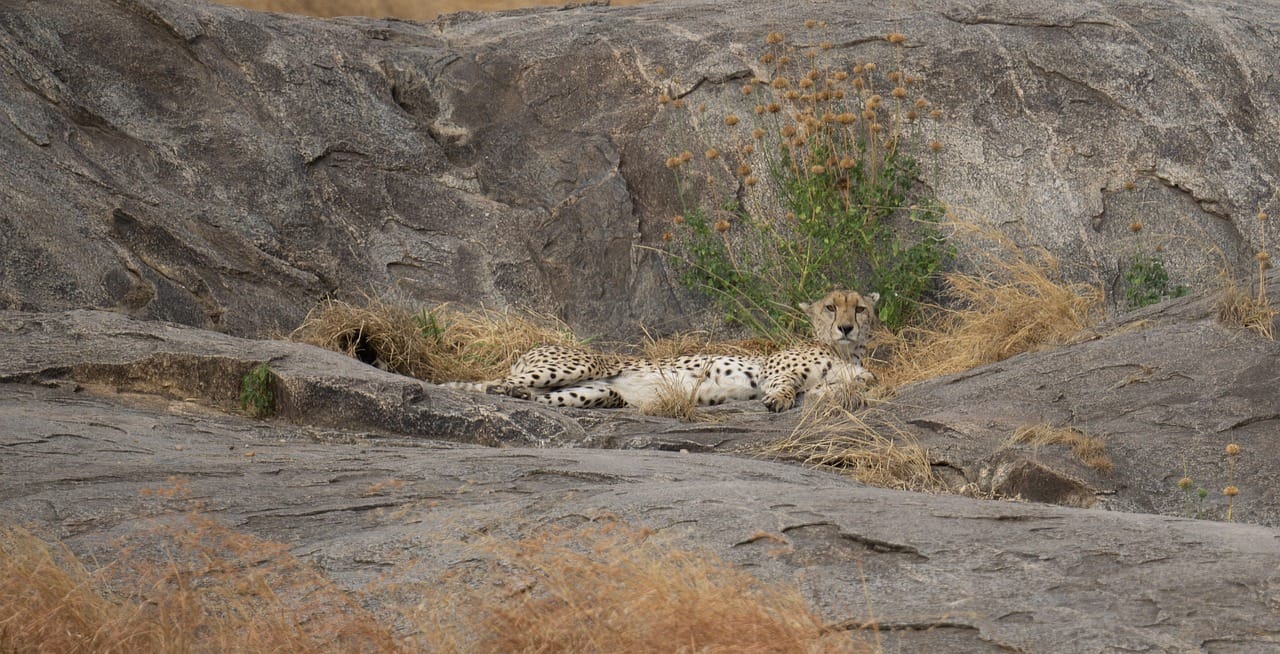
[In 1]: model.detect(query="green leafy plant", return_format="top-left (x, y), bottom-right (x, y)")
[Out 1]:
top-left (660, 29), bottom-right (951, 336)
top-left (1123, 252), bottom-right (1186, 310)
top-left (239, 363), bottom-right (275, 418)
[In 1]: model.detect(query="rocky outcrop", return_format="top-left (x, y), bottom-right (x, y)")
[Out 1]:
top-left (5, 0), bottom-right (1280, 649)
top-left (5, 378), bottom-right (1280, 652)
top-left (3, 0), bottom-right (1279, 337)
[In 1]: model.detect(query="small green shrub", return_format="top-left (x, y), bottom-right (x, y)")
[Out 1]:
top-left (660, 29), bottom-right (951, 336)
top-left (239, 363), bottom-right (275, 418)
top-left (1123, 252), bottom-right (1187, 310)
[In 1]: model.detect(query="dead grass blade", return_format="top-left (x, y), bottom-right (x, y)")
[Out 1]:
top-left (764, 405), bottom-right (942, 493)
top-left (290, 295), bottom-right (581, 383)
top-left (412, 522), bottom-right (873, 653)
top-left (876, 222), bottom-right (1102, 390)
top-left (1008, 423), bottom-right (1113, 472)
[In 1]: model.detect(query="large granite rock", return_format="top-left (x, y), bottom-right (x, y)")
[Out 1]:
top-left (3, 0), bottom-right (1278, 337)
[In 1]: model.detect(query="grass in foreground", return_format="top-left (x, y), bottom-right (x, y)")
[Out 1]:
top-left (0, 514), bottom-right (870, 653)
top-left (1008, 423), bottom-right (1112, 472)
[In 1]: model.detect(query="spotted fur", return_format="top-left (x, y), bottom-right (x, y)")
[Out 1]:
top-left (442, 290), bottom-right (879, 412)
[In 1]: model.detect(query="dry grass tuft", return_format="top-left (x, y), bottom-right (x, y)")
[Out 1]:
top-left (1217, 279), bottom-right (1276, 339)
top-left (416, 522), bottom-right (870, 653)
top-left (1009, 423), bottom-right (1112, 472)
top-left (290, 296), bottom-right (580, 383)
top-left (0, 517), bottom-right (397, 654)
top-left (876, 223), bottom-right (1102, 390)
top-left (1, 514), bottom-right (869, 654)
top-left (763, 407), bottom-right (942, 492)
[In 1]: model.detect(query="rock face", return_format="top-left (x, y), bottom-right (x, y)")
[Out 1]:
top-left (5, 0), bottom-right (1280, 650)
top-left (3, 0), bottom-right (1279, 336)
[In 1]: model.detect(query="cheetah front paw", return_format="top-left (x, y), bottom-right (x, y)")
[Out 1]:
top-left (484, 384), bottom-right (532, 400)
top-left (762, 391), bottom-right (795, 413)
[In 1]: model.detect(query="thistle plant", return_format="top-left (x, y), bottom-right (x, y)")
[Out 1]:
top-left (659, 27), bottom-right (951, 337)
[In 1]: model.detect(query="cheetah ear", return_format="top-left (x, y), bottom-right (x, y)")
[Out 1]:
top-left (865, 292), bottom-right (880, 305)
top-left (797, 301), bottom-right (812, 312)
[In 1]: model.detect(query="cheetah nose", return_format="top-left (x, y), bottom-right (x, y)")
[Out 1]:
top-left (839, 325), bottom-right (854, 337)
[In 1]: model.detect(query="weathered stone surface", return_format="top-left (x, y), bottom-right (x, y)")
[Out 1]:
top-left (4, 382), bottom-right (1280, 653)
top-left (3, 0), bottom-right (1279, 336)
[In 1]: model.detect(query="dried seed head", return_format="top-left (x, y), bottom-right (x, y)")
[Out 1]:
top-left (760, 53), bottom-right (775, 64)
top-left (852, 64), bottom-right (864, 75)
top-left (658, 93), bottom-right (671, 105)
top-left (766, 103), bottom-right (781, 113)
top-left (679, 150), bottom-right (693, 162)
top-left (1226, 443), bottom-right (1241, 456)
top-left (737, 163), bottom-right (752, 176)
top-left (791, 135), bottom-right (807, 146)
top-left (672, 214), bottom-right (685, 224)
top-left (928, 140), bottom-right (944, 152)
top-left (862, 109), bottom-right (877, 121)
top-left (754, 105), bottom-right (766, 115)
top-left (1129, 221), bottom-right (1143, 233)
top-left (852, 78), bottom-right (865, 90)
top-left (1259, 211), bottom-right (1269, 222)
top-left (740, 143), bottom-right (755, 155)
top-left (804, 19), bottom-right (817, 29)
top-left (914, 98), bottom-right (928, 109)
top-left (833, 89), bottom-right (845, 99)
top-left (752, 127), bottom-right (766, 139)
top-left (929, 108), bottom-right (944, 119)
top-left (713, 219), bottom-right (731, 232)
top-left (661, 231), bottom-right (673, 242)
top-left (834, 71), bottom-right (849, 81)
top-left (741, 84), bottom-right (754, 95)
top-left (705, 147), bottom-right (720, 160)
top-left (799, 78), bottom-right (814, 89)
top-left (820, 41), bottom-right (833, 50)
top-left (864, 62), bottom-right (877, 71)
top-left (772, 77), bottom-right (789, 89)
top-left (888, 71), bottom-right (901, 83)
top-left (779, 55), bottom-right (791, 65)
top-left (781, 125), bottom-right (797, 138)
top-left (785, 90), bottom-right (801, 100)
top-left (839, 157), bottom-right (856, 169)
top-left (1224, 485), bottom-right (1239, 497)
top-left (885, 32), bottom-right (906, 44)
top-left (837, 112), bottom-right (857, 124)
top-left (891, 86), bottom-right (909, 99)
top-left (665, 156), bottom-right (681, 169)
top-left (1256, 251), bottom-right (1271, 264)
top-left (1123, 180), bottom-right (1136, 191)
top-left (697, 102), bottom-right (707, 113)
top-left (672, 98), bottom-right (685, 109)
top-left (1177, 477), bottom-right (1193, 490)
top-left (766, 31), bottom-right (784, 44)
top-left (655, 65), bottom-right (665, 76)
top-left (822, 111), bottom-right (837, 123)
top-left (806, 69), bottom-right (820, 81)
top-left (905, 109), bottom-right (919, 120)
top-left (868, 123), bottom-right (883, 133)
top-left (867, 94), bottom-right (883, 108)
top-left (724, 114), bottom-right (740, 126)
top-left (810, 165), bottom-right (826, 174)
top-left (744, 175), bottom-right (758, 186)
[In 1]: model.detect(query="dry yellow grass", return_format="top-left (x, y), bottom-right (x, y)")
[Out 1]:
top-left (213, 0), bottom-right (649, 21)
top-left (0, 514), bottom-right (871, 653)
top-left (763, 406), bottom-right (942, 493)
top-left (290, 295), bottom-right (580, 383)
top-left (875, 223), bottom-right (1102, 390)
top-left (417, 522), bottom-right (872, 653)
top-left (1008, 423), bottom-right (1112, 472)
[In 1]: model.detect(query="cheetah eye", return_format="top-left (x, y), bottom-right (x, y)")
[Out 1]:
top-left (855, 305), bottom-right (866, 314)
top-left (824, 303), bottom-right (836, 312)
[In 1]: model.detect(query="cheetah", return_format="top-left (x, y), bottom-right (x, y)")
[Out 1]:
top-left (442, 290), bottom-right (879, 412)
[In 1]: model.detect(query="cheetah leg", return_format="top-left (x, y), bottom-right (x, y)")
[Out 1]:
top-left (761, 370), bottom-right (805, 412)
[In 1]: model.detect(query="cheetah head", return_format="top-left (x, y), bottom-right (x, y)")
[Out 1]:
top-left (799, 290), bottom-right (879, 359)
